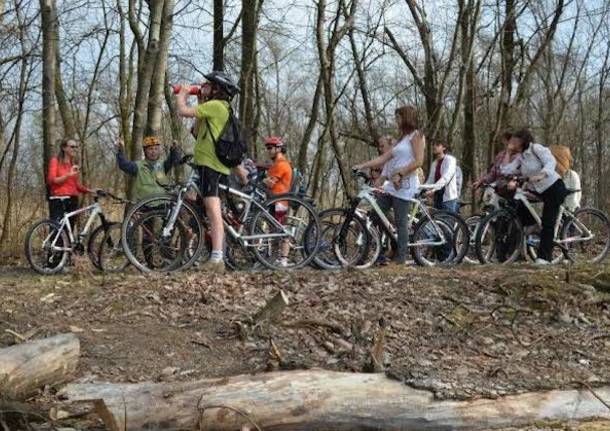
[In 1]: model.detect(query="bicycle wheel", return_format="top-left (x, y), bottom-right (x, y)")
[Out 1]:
top-left (225, 234), bottom-right (260, 271)
top-left (311, 212), bottom-right (342, 269)
top-left (355, 223), bottom-right (382, 269)
top-left (25, 219), bottom-right (69, 275)
top-left (475, 209), bottom-right (523, 264)
top-left (410, 216), bottom-right (455, 266)
top-left (464, 215), bottom-right (481, 264)
top-left (122, 195), bottom-right (205, 272)
top-left (523, 230), bottom-right (565, 264)
top-left (431, 210), bottom-right (470, 264)
top-left (332, 210), bottom-right (371, 269)
top-left (86, 223), bottom-right (106, 270)
top-left (560, 208), bottom-right (610, 264)
top-left (313, 208), bottom-right (364, 270)
top-left (249, 195), bottom-right (320, 270)
top-left (95, 223), bottom-right (130, 273)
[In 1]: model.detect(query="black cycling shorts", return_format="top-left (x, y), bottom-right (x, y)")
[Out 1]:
top-left (197, 166), bottom-right (227, 198)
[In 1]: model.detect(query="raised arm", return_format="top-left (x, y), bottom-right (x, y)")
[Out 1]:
top-left (353, 150), bottom-right (393, 170)
top-left (115, 140), bottom-right (138, 175)
top-left (175, 85), bottom-right (198, 118)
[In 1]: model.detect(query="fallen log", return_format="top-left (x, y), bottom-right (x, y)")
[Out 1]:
top-left (62, 369), bottom-right (610, 431)
top-left (0, 333), bottom-right (79, 399)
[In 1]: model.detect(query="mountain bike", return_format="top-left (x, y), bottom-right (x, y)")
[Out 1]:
top-left (324, 170), bottom-right (469, 267)
top-left (121, 158), bottom-right (321, 272)
top-left (25, 191), bottom-right (131, 274)
top-left (475, 179), bottom-right (610, 264)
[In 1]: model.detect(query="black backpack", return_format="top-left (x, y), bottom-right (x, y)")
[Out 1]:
top-left (206, 107), bottom-right (247, 168)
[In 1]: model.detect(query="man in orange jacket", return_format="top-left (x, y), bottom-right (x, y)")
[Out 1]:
top-left (262, 136), bottom-right (293, 267)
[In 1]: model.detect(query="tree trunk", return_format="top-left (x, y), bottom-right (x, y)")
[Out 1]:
top-left (348, 26), bottom-right (377, 144)
top-left (129, 0), bottom-right (164, 160)
top-left (297, 73), bottom-right (323, 174)
top-left (489, 0), bottom-right (516, 162)
top-left (145, 0), bottom-right (175, 137)
top-left (40, 0), bottom-right (58, 184)
top-left (62, 370), bottom-right (610, 431)
top-left (213, 0), bottom-right (224, 71)
top-left (239, 0), bottom-right (261, 155)
top-left (54, 52), bottom-right (77, 139)
top-left (0, 333), bottom-right (79, 400)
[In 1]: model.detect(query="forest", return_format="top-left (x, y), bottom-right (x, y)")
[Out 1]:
top-left (0, 0), bottom-right (609, 256)
top-left (2, 2), bottom-right (610, 429)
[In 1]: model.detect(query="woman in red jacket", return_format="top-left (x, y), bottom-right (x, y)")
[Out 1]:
top-left (47, 138), bottom-right (92, 221)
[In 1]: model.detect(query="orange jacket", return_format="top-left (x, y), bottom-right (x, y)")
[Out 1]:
top-left (47, 157), bottom-right (89, 196)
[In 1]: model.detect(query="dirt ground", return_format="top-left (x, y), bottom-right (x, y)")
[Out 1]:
top-left (1, 259), bottom-right (610, 430)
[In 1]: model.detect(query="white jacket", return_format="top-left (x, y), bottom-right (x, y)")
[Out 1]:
top-left (562, 169), bottom-right (582, 212)
top-left (426, 154), bottom-right (458, 202)
top-left (520, 143), bottom-right (561, 193)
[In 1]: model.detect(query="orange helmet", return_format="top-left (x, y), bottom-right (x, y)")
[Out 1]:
top-left (143, 136), bottom-right (160, 147)
top-left (264, 136), bottom-right (285, 148)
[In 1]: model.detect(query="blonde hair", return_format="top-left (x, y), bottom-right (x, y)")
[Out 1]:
top-left (550, 145), bottom-right (572, 175)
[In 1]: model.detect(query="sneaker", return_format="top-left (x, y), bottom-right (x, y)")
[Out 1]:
top-left (534, 258), bottom-right (551, 266)
top-left (274, 258), bottom-right (290, 268)
top-left (200, 259), bottom-right (225, 274)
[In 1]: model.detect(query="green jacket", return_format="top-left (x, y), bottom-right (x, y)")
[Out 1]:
top-left (116, 147), bottom-right (180, 200)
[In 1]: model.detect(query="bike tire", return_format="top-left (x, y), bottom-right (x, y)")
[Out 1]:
top-left (88, 223), bottom-right (114, 270)
top-left (474, 209), bottom-right (523, 264)
top-left (410, 216), bottom-right (455, 267)
top-left (95, 222), bottom-right (130, 273)
top-left (313, 208), bottom-right (368, 270)
top-left (249, 194), bottom-right (320, 270)
top-left (25, 219), bottom-right (69, 275)
top-left (430, 210), bottom-right (470, 264)
top-left (560, 207), bottom-right (610, 264)
top-left (464, 215), bottom-right (481, 264)
top-left (121, 195), bottom-right (204, 272)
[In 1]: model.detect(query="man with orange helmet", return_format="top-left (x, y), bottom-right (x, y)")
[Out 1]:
top-left (262, 136), bottom-right (293, 267)
top-left (115, 136), bottom-right (181, 200)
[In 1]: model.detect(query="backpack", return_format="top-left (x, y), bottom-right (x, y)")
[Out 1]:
top-left (206, 107), bottom-right (247, 168)
top-left (290, 166), bottom-right (306, 196)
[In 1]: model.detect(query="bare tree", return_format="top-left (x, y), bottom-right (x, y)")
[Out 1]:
top-left (39, 0), bottom-right (58, 182)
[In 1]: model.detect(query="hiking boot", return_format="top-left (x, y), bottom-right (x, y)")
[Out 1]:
top-left (200, 259), bottom-right (225, 274)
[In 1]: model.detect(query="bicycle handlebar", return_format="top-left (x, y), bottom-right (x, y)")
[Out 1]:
top-left (95, 189), bottom-right (131, 204)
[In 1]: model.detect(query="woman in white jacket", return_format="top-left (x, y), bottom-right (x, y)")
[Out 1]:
top-left (507, 129), bottom-right (570, 264)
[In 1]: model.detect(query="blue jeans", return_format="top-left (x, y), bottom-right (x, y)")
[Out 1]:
top-left (438, 199), bottom-right (459, 214)
top-left (377, 194), bottom-right (411, 263)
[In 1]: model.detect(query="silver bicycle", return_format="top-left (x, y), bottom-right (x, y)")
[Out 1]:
top-left (475, 180), bottom-right (610, 264)
top-left (25, 191), bottom-right (130, 274)
top-left (321, 170), bottom-right (469, 267)
top-left (120, 159), bottom-right (321, 272)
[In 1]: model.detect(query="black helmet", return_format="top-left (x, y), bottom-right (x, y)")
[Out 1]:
top-left (204, 71), bottom-right (240, 98)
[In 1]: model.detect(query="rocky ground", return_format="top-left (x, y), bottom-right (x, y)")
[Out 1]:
top-left (1, 259), bottom-right (610, 430)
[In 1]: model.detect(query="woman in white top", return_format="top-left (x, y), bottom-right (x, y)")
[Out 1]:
top-left (353, 105), bottom-right (425, 264)
top-left (550, 145), bottom-right (581, 212)
top-left (506, 128), bottom-right (569, 264)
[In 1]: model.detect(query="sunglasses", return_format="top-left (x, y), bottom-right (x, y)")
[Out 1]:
top-left (66, 145), bottom-right (79, 149)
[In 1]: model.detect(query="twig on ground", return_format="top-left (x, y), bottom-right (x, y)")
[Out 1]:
top-left (581, 381), bottom-right (610, 412)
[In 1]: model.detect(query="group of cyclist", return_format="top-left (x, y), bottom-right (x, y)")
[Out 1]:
top-left (45, 70), bottom-right (586, 271)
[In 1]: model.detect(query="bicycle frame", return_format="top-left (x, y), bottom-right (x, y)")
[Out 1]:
top-left (340, 179), bottom-right (447, 247)
top-left (160, 169), bottom-right (293, 248)
top-left (49, 202), bottom-right (104, 252)
top-left (513, 189), bottom-right (594, 247)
